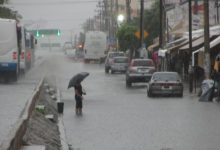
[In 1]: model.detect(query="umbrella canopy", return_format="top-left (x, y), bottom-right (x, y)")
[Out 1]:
top-left (68, 72), bottom-right (89, 89)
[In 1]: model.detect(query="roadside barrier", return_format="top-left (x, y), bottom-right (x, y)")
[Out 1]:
top-left (0, 78), bottom-right (44, 150)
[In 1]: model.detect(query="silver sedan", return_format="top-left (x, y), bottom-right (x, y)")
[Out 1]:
top-left (147, 72), bottom-right (183, 97)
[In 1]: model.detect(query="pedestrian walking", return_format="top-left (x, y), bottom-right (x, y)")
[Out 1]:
top-left (74, 80), bottom-right (86, 115)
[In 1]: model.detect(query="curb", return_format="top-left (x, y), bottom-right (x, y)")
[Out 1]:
top-left (0, 78), bottom-right (44, 150)
top-left (56, 80), bottom-right (69, 150)
top-left (58, 115), bottom-right (69, 150)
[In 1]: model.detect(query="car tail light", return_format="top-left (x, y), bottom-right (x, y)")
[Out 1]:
top-left (152, 83), bottom-right (160, 86)
top-left (131, 61), bottom-right (135, 67)
top-left (129, 61), bottom-right (135, 72)
top-left (21, 52), bottom-right (25, 59)
top-left (27, 54), bottom-right (31, 60)
top-left (13, 52), bottom-right (17, 59)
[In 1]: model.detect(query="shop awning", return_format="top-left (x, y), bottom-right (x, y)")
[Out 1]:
top-left (147, 41), bottom-right (159, 51)
top-left (167, 39), bottom-right (189, 53)
top-left (166, 37), bottom-right (187, 49)
top-left (179, 36), bottom-right (204, 51)
top-left (167, 36), bottom-right (204, 54)
top-left (192, 36), bottom-right (220, 67)
top-left (196, 36), bottom-right (220, 52)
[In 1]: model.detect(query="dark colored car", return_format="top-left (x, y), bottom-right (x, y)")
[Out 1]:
top-left (126, 59), bottom-right (155, 87)
top-left (147, 72), bottom-right (183, 97)
top-left (105, 52), bottom-right (125, 73)
top-left (111, 57), bottom-right (129, 74)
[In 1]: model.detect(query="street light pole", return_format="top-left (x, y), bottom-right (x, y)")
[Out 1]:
top-left (126, 0), bottom-right (131, 23)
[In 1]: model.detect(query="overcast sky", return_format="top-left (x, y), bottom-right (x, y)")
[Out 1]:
top-left (8, 0), bottom-right (99, 38)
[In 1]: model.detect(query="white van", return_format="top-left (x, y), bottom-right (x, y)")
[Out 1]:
top-left (84, 31), bottom-right (107, 63)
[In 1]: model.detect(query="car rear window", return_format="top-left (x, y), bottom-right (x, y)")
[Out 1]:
top-left (134, 60), bottom-right (152, 67)
top-left (152, 73), bottom-right (180, 81)
top-left (115, 58), bottom-right (128, 63)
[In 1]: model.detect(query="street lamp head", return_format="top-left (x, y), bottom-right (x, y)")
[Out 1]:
top-left (117, 14), bottom-right (124, 23)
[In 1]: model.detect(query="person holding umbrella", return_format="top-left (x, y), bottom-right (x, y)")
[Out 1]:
top-left (68, 72), bottom-right (89, 115)
top-left (74, 79), bottom-right (86, 115)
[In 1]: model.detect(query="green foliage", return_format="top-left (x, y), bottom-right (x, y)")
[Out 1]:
top-left (0, 0), bottom-right (4, 4)
top-left (0, 0), bottom-right (20, 20)
top-left (122, 0), bottom-right (160, 48)
top-left (143, 0), bottom-right (160, 46)
top-left (116, 24), bottom-right (139, 52)
top-left (36, 108), bottom-right (47, 115)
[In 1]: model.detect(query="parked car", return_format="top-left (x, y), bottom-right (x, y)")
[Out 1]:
top-left (126, 59), bottom-right (155, 87)
top-left (105, 51), bottom-right (125, 73)
top-left (111, 57), bottom-right (129, 74)
top-left (147, 72), bottom-right (183, 97)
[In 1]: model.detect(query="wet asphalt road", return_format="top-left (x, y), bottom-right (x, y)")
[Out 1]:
top-left (1, 50), bottom-right (220, 150)
top-left (52, 53), bottom-right (220, 150)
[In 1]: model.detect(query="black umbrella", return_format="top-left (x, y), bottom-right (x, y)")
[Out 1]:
top-left (68, 72), bottom-right (89, 89)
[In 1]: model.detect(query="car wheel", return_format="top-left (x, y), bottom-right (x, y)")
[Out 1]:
top-left (111, 70), bottom-right (114, 74)
top-left (147, 89), bottom-right (153, 97)
top-left (105, 68), bottom-right (109, 73)
top-left (178, 92), bottom-right (183, 97)
top-left (126, 80), bottom-right (132, 87)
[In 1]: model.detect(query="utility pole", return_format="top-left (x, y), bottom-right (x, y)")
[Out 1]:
top-left (189, 0), bottom-right (193, 93)
top-left (159, 0), bottom-right (163, 48)
top-left (110, 0), bottom-right (113, 37)
top-left (204, 0), bottom-right (210, 79)
top-left (216, 0), bottom-right (219, 23)
top-left (115, 0), bottom-right (119, 50)
top-left (103, 0), bottom-right (108, 32)
top-left (100, 10), bottom-right (102, 31)
top-left (167, 18), bottom-right (169, 43)
top-left (194, 0), bottom-right (198, 15)
top-left (159, 0), bottom-right (166, 49)
top-left (74, 35), bottom-right (77, 49)
top-left (97, 1), bottom-right (103, 31)
top-left (140, 0), bottom-right (144, 49)
top-left (116, 0), bottom-right (118, 15)
top-left (126, 0), bottom-right (131, 23)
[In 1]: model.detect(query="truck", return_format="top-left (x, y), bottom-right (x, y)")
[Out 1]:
top-left (84, 31), bottom-right (107, 63)
top-left (0, 18), bottom-right (22, 81)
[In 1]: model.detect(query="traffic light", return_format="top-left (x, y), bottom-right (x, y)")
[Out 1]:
top-left (36, 30), bottom-right (40, 37)
top-left (57, 29), bottom-right (61, 36)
